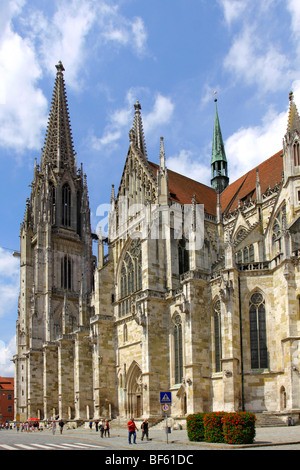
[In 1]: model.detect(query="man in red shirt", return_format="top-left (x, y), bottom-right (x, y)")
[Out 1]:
top-left (127, 417), bottom-right (138, 444)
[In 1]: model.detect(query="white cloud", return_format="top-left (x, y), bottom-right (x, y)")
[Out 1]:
top-left (143, 94), bottom-right (174, 134)
top-left (0, 337), bottom-right (15, 376)
top-left (92, 91), bottom-right (175, 152)
top-left (219, 1), bottom-right (299, 94)
top-left (224, 26), bottom-right (290, 93)
top-left (0, 248), bottom-right (19, 319)
top-left (131, 16), bottom-right (148, 55)
top-left (0, 0), bottom-right (149, 153)
top-left (287, 0), bottom-right (300, 36)
top-left (26, 0), bottom-right (147, 89)
top-left (34, 0), bottom-right (98, 89)
top-left (166, 149), bottom-right (211, 186)
top-left (224, 80), bottom-right (300, 182)
top-left (218, 0), bottom-right (250, 26)
top-left (0, 3), bottom-right (48, 152)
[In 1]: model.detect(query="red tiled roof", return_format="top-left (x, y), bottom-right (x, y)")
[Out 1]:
top-left (148, 149), bottom-right (283, 217)
top-left (148, 161), bottom-right (218, 215)
top-left (0, 377), bottom-right (14, 391)
top-left (220, 150), bottom-right (283, 214)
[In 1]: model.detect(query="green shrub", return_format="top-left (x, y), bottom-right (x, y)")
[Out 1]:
top-left (186, 413), bottom-right (206, 441)
top-left (203, 412), bottom-right (227, 443)
top-left (222, 412), bottom-right (256, 445)
top-left (186, 411), bottom-right (256, 445)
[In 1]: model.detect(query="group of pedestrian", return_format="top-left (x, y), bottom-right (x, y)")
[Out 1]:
top-left (91, 419), bottom-right (110, 437)
top-left (127, 418), bottom-right (149, 444)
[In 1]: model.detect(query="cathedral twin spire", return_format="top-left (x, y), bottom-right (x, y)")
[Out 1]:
top-left (41, 61), bottom-right (76, 173)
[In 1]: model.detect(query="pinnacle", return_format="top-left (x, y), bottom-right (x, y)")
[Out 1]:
top-left (132, 100), bottom-right (147, 158)
top-left (287, 91), bottom-right (300, 135)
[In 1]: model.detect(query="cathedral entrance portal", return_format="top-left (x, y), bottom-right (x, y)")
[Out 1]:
top-left (126, 361), bottom-right (143, 418)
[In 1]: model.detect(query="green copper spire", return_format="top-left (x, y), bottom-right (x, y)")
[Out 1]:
top-left (211, 95), bottom-right (229, 193)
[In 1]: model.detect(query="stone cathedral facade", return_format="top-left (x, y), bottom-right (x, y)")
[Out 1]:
top-left (14, 63), bottom-right (300, 425)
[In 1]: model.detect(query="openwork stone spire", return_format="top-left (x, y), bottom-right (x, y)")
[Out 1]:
top-left (41, 61), bottom-right (75, 172)
top-left (132, 100), bottom-right (147, 158)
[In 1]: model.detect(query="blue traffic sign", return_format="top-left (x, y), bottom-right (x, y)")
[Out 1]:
top-left (160, 391), bottom-right (172, 403)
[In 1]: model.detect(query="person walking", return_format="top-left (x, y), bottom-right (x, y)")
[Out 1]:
top-left (59, 419), bottom-right (64, 434)
top-left (127, 418), bottom-right (138, 444)
top-left (104, 419), bottom-right (110, 437)
top-left (99, 419), bottom-right (105, 438)
top-left (141, 418), bottom-right (149, 441)
top-left (51, 420), bottom-right (56, 435)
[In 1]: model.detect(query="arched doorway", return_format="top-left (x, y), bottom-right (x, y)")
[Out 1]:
top-left (126, 361), bottom-right (143, 418)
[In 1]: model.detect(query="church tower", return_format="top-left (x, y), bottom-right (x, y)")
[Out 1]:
top-left (211, 97), bottom-right (229, 193)
top-left (14, 62), bottom-right (94, 422)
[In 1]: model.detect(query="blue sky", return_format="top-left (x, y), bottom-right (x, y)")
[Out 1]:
top-left (0, 0), bottom-right (300, 375)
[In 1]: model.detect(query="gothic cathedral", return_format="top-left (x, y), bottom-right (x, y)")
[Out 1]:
top-left (14, 64), bottom-right (300, 425)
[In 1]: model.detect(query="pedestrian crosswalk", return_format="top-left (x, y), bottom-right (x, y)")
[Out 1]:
top-left (0, 441), bottom-right (105, 450)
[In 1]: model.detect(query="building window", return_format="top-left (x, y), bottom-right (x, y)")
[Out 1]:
top-left (119, 239), bottom-right (142, 300)
top-left (123, 324), bottom-right (128, 343)
top-left (178, 237), bottom-right (190, 275)
top-left (249, 292), bottom-right (268, 369)
top-left (62, 183), bottom-right (71, 226)
top-left (61, 255), bottom-right (72, 290)
top-left (174, 315), bottom-right (183, 384)
top-left (213, 300), bottom-right (222, 372)
top-left (49, 182), bottom-right (56, 224)
top-left (294, 142), bottom-right (300, 166)
top-left (272, 204), bottom-right (286, 245)
top-left (235, 244), bottom-right (255, 264)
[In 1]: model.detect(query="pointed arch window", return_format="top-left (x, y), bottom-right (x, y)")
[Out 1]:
top-left (272, 204), bottom-right (286, 245)
top-left (62, 183), bottom-right (71, 226)
top-left (119, 239), bottom-right (142, 301)
top-left (49, 182), bottom-right (56, 224)
top-left (61, 255), bottom-right (72, 290)
top-left (174, 315), bottom-right (183, 384)
top-left (178, 237), bottom-right (190, 275)
top-left (294, 142), bottom-right (300, 166)
top-left (235, 244), bottom-right (255, 264)
top-left (123, 324), bottom-right (128, 343)
top-left (249, 292), bottom-right (268, 369)
top-left (213, 300), bottom-right (222, 372)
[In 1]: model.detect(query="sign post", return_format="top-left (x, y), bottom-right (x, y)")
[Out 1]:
top-left (160, 392), bottom-right (172, 443)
